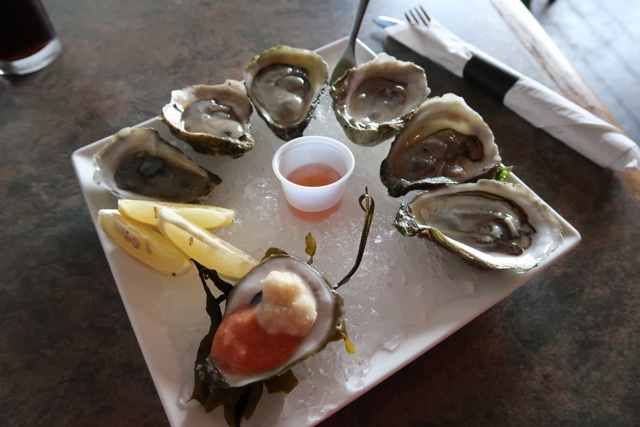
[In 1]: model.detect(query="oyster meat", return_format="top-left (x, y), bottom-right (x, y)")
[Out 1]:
top-left (331, 53), bottom-right (430, 146)
top-left (243, 45), bottom-right (329, 141)
top-left (93, 127), bottom-right (221, 203)
top-left (160, 80), bottom-right (254, 158)
top-left (380, 93), bottom-right (501, 197)
top-left (394, 179), bottom-right (563, 272)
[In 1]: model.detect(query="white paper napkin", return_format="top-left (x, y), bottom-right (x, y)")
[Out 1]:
top-left (386, 22), bottom-right (640, 171)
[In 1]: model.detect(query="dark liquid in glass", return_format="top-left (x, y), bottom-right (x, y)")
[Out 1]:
top-left (0, 0), bottom-right (56, 61)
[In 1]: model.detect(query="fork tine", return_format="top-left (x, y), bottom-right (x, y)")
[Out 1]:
top-left (404, 11), bottom-right (414, 25)
top-left (409, 10), bottom-right (424, 25)
top-left (419, 6), bottom-right (431, 23)
top-left (409, 9), bottom-right (420, 25)
top-left (415, 6), bottom-right (431, 25)
top-left (405, 5), bottom-right (431, 26)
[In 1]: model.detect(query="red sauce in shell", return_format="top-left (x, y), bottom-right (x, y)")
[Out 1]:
top-left (211, 305), bottom-right (300, 375)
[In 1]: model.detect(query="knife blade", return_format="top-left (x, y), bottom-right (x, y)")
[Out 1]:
top-left (372, 16), bottom-right (404, 28)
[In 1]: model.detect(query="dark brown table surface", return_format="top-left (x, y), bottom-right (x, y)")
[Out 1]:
top-left (1, 0), bottom-right (638, 426)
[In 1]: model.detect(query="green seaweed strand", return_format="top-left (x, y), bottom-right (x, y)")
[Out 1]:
top-left (335, 187), bottom-right (375, 288)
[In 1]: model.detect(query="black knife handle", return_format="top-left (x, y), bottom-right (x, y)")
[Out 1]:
top-left (462, 52), bottom-right (521, 102)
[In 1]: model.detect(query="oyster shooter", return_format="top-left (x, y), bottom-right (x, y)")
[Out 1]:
top-left (190, 190), bottom-right (375, 427)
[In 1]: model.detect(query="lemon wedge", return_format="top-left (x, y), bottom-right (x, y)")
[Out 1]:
top-left (157, 207), bottom-right (258, 281)
top-left (98, 209), bottom-right (192, 276)
top-left (117, 199), bottom-right (235, 230)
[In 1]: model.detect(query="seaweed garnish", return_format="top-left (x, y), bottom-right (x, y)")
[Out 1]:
top-left (335, 187), bottom-right (375, 288)
top-left (190, 259), bottom-right (297, 426)
top-left (495, 163), bottom-right (513, 181)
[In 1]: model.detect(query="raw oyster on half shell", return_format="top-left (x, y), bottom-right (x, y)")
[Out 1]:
top-left (394, 179), bottom-right (563, 272)
top-left (380, 93), bottom-right (501, 197)
top-left (243, 45), bottom-right (329, 141)
top-left (331, 53), bottom-right (430, 146)
top-left (93, 127), bottom-right (220, 203)
top-left (160, 80), bottom-right (254, 158)
top-left (200, 254), bottom-right (345, 389)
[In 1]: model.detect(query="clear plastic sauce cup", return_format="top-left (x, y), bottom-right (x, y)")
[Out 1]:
top-left (272, 136), bottom-right (355, 218)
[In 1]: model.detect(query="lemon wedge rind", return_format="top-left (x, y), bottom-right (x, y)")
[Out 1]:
top-left (98, 209), bottom-right (192, 277)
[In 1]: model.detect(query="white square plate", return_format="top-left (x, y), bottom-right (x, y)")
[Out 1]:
top-left (72, 38), bottom-right (580, 427)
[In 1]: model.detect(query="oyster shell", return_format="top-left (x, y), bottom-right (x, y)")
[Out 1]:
top-left (331, 53), bottom-right (430, 146)
top-left (203, 254), bottom-right (344, 388)
top-left (380, 93), bottom-right (501, 197)
top-left (394, 179), bottom-right (563, 272)
top-left (93, 127), bottom-right (221, 203)
top-left (243, 45), bottom-right (329, 141)
top-left (160, 80), bottom-right (254, 158)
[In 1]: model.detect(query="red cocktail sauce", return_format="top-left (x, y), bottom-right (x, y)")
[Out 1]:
top-left (211, 305), bottom-right (300, 375)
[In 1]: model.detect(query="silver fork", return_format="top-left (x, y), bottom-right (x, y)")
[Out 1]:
top-left (330, 0), bottom-right (370, 84)
top-left (405, 5), bottom-right (431, 26)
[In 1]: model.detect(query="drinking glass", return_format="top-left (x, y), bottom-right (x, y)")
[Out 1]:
top-left (0, 0), bottom-right (61, 75)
